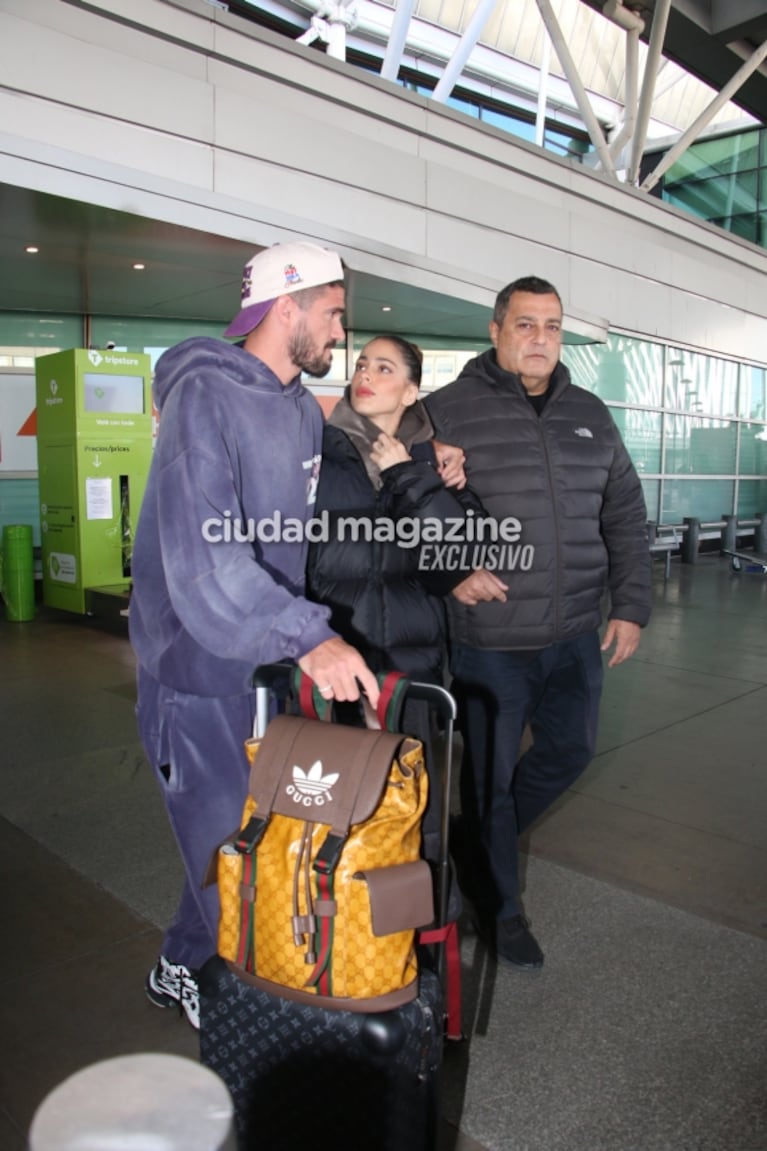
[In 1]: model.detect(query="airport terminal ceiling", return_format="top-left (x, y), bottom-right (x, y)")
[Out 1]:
top-left (1, 0), bottom-right (765, 336)
top-left (577, 0), bottom-right (767, 127)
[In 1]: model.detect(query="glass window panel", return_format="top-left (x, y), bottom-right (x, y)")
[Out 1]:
top-left (607, 406), bottom-right (662, 474)
top-left (720, 214), bottom-right (760, 244)
top-left (737, 480), bottom-right (767, 519)
top-left (665, 171), bottom-right (758, 221)
top-left (446, 95), bottom-right (479, 118)
top-left (566, 335), bottom-right (663, 406)
top-left (662, 479), bottom-right (735, 523)
top-left (0, 478), bottom-right (41, 546)
top-left (663, 189), bottom-right (708, 222)
top-left (665, 132), bottom-right (760, 181)
top-left (665, 349), bottom-right (739, 416)
top-left (0, 313), bottom-right (81, 348)
top-left (739, 365), bottom-right (767, 419)
top-left (544, 130), bottom-right (592, 158)
top-left (738, 424), bottom-right (767, 475)
top-left (664, 415), bottom-right (737, 474)
top-left (481, 107), bottom-right (536, 143)
top-left (91, 315), bottom-right (224, 350)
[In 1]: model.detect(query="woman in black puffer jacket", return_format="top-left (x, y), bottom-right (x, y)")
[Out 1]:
top-left (307, 335), bottom-right (478, 685)
top-left (307, 336), bottom-right (479, 912)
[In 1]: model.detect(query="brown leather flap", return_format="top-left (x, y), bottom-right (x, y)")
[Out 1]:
top-left (355, 860), bottom-right (434, 937)
top-left (247, 714), bottom-right (419, 829)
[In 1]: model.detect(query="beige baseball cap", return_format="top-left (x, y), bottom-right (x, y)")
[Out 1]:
top-left (224, 242), bottom-right (344, 338)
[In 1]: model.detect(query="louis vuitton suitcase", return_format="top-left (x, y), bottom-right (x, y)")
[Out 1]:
top-left (198, 664), bottom-right (457, 1151)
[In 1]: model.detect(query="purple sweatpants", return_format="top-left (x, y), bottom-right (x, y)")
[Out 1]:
top-left (136, 666), bottom-right (256, 969)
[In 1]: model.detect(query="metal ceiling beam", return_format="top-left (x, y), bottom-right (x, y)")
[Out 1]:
top-left (606, 24), bottom-right (640, 165)
top-left (380, 0), bottom-right (415, 81)
top-left (535, 0), bottom-right (616, 175)
top-left (598, 3), bottom-right (646, 168)
top-left (628, 0), bottom-right (672, 185)
top-left (641, 36), bottom-right (767, 191)
top-left (578, 0), bottom-right (767, 125)
top-left (535, 33), bottom-right (552, 147)
top-left (431, 0), bottom-right (498, 103)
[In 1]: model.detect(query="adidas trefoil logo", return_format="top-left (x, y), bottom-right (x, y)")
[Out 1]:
top-left (574, 426), bottom-right (593, 438)
top-left (286, 760), bottom-right (339, 808)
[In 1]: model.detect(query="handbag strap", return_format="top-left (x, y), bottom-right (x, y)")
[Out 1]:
top-left (291, 667), bottom-right (408, 732)
top-left (419, 920), bottom-right (463, 1041)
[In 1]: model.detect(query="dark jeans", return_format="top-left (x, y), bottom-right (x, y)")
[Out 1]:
top-left (450, 632), bottom-right (603, 921)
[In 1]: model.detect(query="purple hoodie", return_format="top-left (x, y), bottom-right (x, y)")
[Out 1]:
top-left (129, 337), bottom-right (335, 696)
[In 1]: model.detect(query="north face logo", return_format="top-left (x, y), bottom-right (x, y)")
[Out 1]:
top-left (286, 761), bottom-right (339, 808)
top-left (574, 426), bottom-right (593, 438)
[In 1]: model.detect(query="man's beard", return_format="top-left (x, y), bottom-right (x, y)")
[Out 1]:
top-left (288, 319), bottom-right (334, 378)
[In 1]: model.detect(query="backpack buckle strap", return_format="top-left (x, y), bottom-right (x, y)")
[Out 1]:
top-left (313, 831), bottom-right (346, 875)
top-left (234, 814), bottom-right (269, 854)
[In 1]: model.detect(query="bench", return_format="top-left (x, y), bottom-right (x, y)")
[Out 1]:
top-left (647, 523), bottom-right (681, 579)
top-left (684, 515), bottom-right (767, 562)
top-left (646, 516), bottom-right (767, 576)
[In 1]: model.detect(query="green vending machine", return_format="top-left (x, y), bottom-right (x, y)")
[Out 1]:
top-left (35, 349), bottom-right (153, 614)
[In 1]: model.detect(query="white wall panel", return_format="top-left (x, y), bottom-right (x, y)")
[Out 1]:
top-left (425, 164), bottom-right (574, 254)
top-left (670, 249), bottom-right (748, 321)
top-left (211, 24), bottom-right (429, 132)
top-left (212, 86), bottom-right (427, 206)
top-left (575, 266), bottom-right (674, 343)
top-left (0, 11), bottom-right (213, 141)
top-left (4, 0), bottom-right (217, 53)
top-left (0, 0), bottom-right (213, 74)
top-left (208, 60), bottom-right (424, 159)
top-left (0, 93), bottom-right (214, 192)
top-left (213, 153), bottom-right (428, 258)
top-left (668, 292), bottom-right (747, 357)
top-left (425, 214), bottom-right (566, 297)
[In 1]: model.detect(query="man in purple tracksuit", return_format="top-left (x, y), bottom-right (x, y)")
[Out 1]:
top-left (129, 242), bottom-right (378, 1028)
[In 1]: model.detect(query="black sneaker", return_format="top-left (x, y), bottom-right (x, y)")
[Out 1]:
top-left (495, 915), bottom-right (544, 969)
top-left (145, 955), bottom-right (200, 1030)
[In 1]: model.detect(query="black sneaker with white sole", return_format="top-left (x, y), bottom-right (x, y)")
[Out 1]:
top-left (145, 954), bottom-right (200, 1030)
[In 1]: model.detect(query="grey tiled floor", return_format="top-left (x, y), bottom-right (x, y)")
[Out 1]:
top-left (1, 556), bottom-right (766, 1150)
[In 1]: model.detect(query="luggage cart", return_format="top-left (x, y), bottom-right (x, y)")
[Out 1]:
top-left (200, 663), bottom-right (458, 1151)
top-left (722, 548), bottom-right (767, 574)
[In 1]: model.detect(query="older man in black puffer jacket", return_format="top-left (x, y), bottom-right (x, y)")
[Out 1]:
top-left (425, 275), bottom-right (652, 970)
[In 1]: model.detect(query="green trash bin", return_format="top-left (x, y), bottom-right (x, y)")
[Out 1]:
top-left (1, 524), bottom-right (35, 622)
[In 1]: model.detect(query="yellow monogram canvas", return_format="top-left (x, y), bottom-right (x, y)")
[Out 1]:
top-left (216, 715), bottom-right (432, 1007)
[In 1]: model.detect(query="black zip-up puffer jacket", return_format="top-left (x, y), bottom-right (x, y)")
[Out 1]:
top-left (424, 351), bottom-right (652, 650)
top-left (307, 424), bottom-right (479, 681)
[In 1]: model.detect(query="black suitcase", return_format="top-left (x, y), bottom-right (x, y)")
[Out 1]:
top-left (199, 665), bottom-right (457, 1151)
top-left (199, 958), bottom-right (443, 1151)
